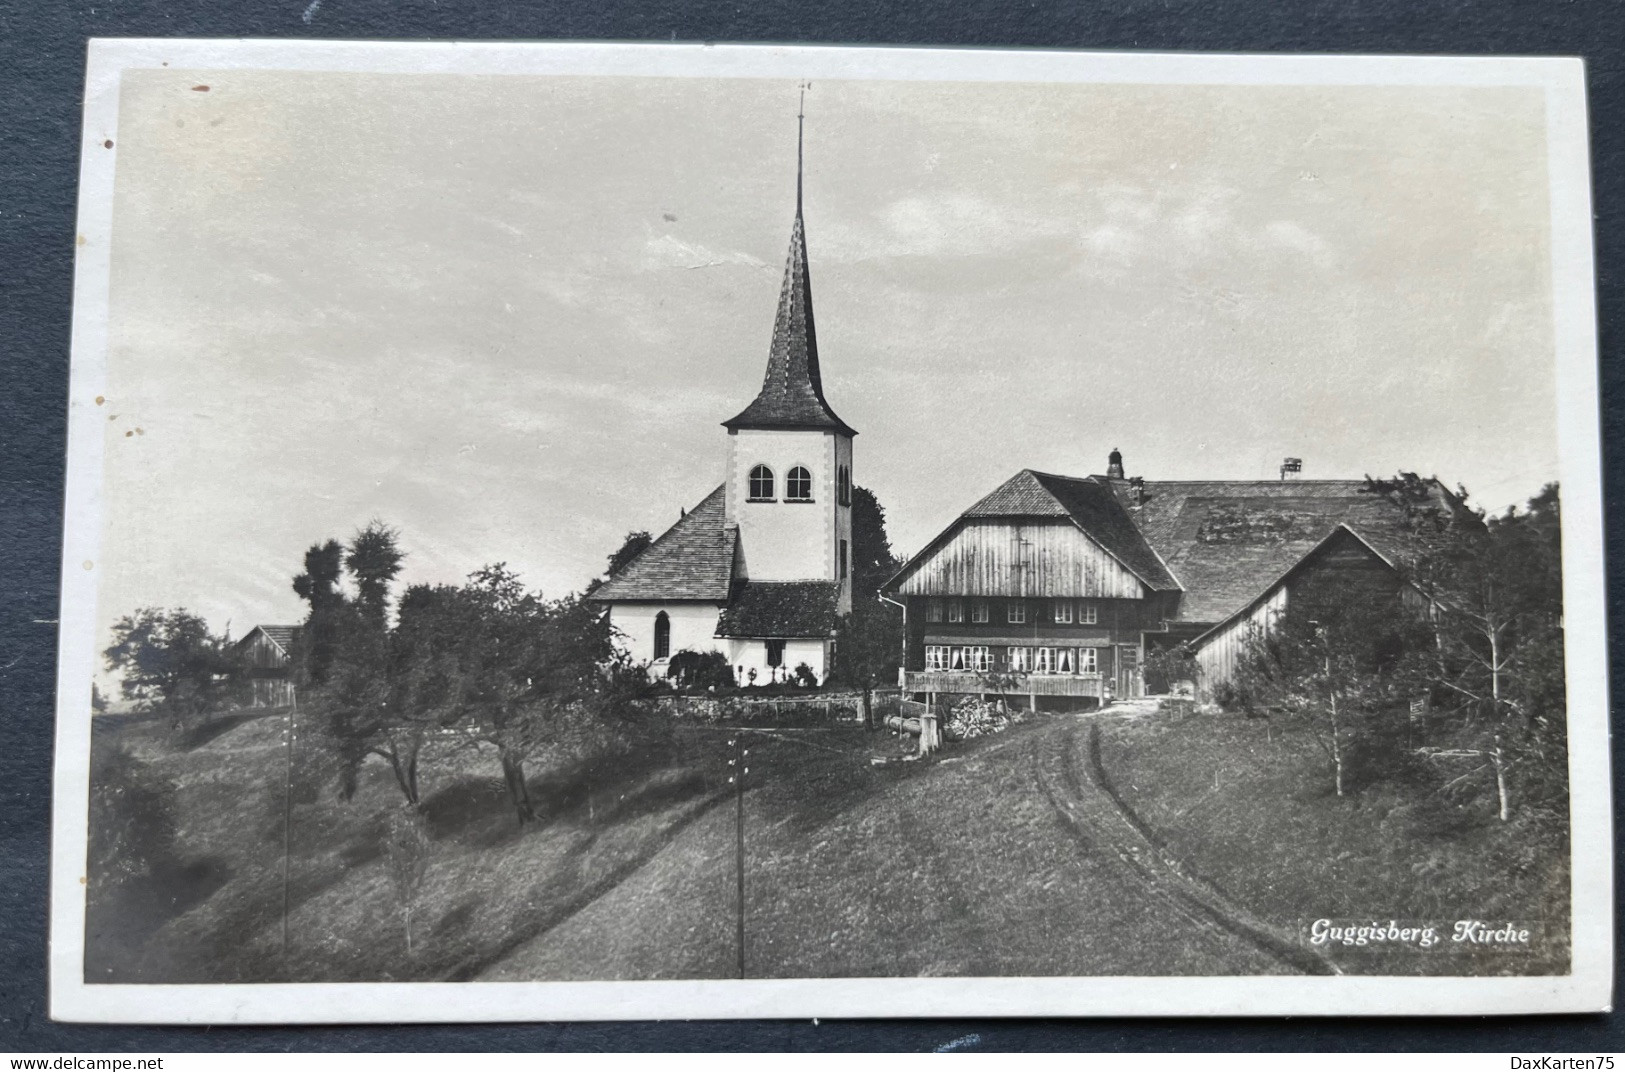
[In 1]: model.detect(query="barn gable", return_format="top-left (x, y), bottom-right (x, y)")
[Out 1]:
top-left (888, 469), bottom-right (1176, 599)
top-left (891, 517), bottom-right (1149, 599)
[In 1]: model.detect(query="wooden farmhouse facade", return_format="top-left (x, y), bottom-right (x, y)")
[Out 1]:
top-left (884, 457), bottom-right (1470, 706)
top-left (589, 115), bottom-right (854, 686)
top-left (233, 624), bottom-right (299, 707)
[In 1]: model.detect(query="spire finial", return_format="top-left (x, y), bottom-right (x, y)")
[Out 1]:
top-left (796, 81), bottom-right (807, 215)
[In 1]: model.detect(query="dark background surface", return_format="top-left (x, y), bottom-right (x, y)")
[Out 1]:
top-left (1, 0), bottom-right (1620, 1053)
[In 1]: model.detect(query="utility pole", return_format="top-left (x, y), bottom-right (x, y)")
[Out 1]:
top-left (282, 699), bottom-right (295, 958)
top-left (730, 734), bottom-right (749, 979)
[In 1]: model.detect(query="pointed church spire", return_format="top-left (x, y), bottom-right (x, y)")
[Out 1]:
top-left (723, 85), bottom-right (857, 438)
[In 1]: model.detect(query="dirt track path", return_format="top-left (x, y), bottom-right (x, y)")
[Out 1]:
top-left (479, 709), bottom-right (1318, 980)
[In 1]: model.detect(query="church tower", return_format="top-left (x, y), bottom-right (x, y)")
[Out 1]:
top-left (722, 95), bottom-right (856, 615)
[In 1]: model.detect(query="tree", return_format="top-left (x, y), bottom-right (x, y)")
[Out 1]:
top-left (291, 526), bottom-right (406, 800)
top-left (850, 486), bottom-right (900, 600)
top-left (346, 520), bottom-right (405, 626)
top-left (102, 607), bottom-right (244, 729)
top-left (291, 539), bottom-right (347, 688)
top-left (1231, 575), bottom-right (1428, 797)
top-left (836, 486), bottom-right (905, 726)
top-left (384, 806), bottom-right (431, 956)
top-left (605, 531), bottom-right (652, 578)
top-left (1407, 483), bottom-right (1565, 820)
top-left (391, 564), bottom-right (634, 824)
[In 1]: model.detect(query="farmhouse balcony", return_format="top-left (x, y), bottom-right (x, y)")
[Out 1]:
top-left (902, 670), bottom-right (1106, 699)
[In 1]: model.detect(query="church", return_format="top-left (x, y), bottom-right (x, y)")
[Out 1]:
top-left (589, 113), bottom-right (855, 686)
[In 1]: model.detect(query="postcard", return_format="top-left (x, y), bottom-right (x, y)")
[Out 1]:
top-left (51, 38), bottom-right (1610, 1021)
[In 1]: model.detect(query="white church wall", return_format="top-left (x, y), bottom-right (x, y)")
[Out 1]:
top-left (727, 637), bottom-right (830, 686)
top-left (727, 427), bottom-right (839, 582)
top-left (608, 602), bottom-right (725, 677)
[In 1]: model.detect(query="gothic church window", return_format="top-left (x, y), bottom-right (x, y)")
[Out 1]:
top-left (748, 465), bottom-right (775, 501)
top-left (653, 611), bottom-right (670, 660)
top-left (787, 465), bottom-right (813, 501)
top-left (837, 465), bottom-right (851, 506)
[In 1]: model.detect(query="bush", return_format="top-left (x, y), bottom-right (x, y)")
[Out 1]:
top-left (791, 662), bottom-right (818, 688)
top-left (88, 736), bottom-right (180, 893)
top-left (665, 649), bottom-right (733, 691)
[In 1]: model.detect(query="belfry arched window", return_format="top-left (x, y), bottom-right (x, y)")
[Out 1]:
top-left (787, 466), bottom-right (813, 501)
top-left (653, 611), bottom-right (671, 660)
top-left (748, 465), bottom-right (775, 501)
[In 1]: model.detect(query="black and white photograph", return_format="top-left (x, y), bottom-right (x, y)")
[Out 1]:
top-left (50, 40), bottom-right (1610, 1022)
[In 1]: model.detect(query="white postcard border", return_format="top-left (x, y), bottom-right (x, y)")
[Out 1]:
top-left (49, 38), bottom-right (1611, 1023)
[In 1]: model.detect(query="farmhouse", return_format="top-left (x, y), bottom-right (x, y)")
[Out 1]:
top-left (590, 114), bottom-right (854, 686)
top-left (233, 623), bottom-right (299, 707)
top-left (883, 456), bottom-right (1470, 705)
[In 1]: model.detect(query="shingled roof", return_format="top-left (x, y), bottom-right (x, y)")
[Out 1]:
top-left (1103, 476), bottom-right (1467, 623)
top-left (238, 624), bottom-right (300, 654)
top-left (962, 469), bottom-right (1180, 592)
top-left (721, 125), bottom-right (856, 438)
top-left (714, 580), bottom-right (841, 638)
top-left (590, 485), bottom-right (737, 602)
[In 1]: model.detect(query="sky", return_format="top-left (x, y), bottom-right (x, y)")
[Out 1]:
top-left (96, 69), bottom-right (1557, 657)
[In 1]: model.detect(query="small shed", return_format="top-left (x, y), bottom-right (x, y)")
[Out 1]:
top-left (234, 624), bottom-right (300, 707)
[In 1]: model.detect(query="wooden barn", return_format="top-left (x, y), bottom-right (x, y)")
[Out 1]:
top-left (883, 454), bottom-right (1471, 706)
top-left (233, 624), bottom-right (299, 708)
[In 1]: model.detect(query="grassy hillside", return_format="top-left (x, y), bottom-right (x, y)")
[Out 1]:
top-left (85, 700), bottom-right (1570, 982)
top-left (1095, 707), bottom-right (1571, 975)
top-left (87, 708), bottom-right (741, 982)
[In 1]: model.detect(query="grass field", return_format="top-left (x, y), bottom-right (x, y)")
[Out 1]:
top-left (84, 699), bottom-right (1571, 982)
top-left (1094, 706), bottom-right (1571, 975)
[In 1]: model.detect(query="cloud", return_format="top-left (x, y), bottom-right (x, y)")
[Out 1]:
top-left (639, 231), bottom-right (769, 272)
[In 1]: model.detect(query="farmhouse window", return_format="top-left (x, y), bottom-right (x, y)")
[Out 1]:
top-left (748, 464), bottom-right (775, 500)
top-left (1007, 601), bottom-right (1027, 624)
top-left (925, 645), bottom-right (951, 671)
top-left (1079, 647), bottom-right (1098, 673)
top-left (1055, 647), bottom-right (1076, 674)
top-left (926, 600), bottom-right (944, 623)
top-left (1052, 601), bottom-right (1073, 624)
top-left (947, 600), bottom-right (964, 623)
top-left (766, 639), bottom-right (786, 667)
top-left (653, 611), bottom-right (671, 660)
top-left (1034, 647), bottom-right (1056, 673)
top-left (1006, 646), bottom-right (1033, 672)
top-left (1078, 601), bottom-right (1099, 625)
top-left (963, 646), bottom-right (992, 673)
top-left (787, 465), bottom-right (813, 501)
top-left (971, 600), bottom-right (989, 623)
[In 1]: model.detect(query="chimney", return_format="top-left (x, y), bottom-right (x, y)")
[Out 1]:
top-left (1107, 448), bottom-right (1124, 480)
